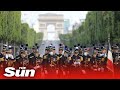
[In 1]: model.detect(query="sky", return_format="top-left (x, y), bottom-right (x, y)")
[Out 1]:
top-left (21, 11), bottom-right (88, 33)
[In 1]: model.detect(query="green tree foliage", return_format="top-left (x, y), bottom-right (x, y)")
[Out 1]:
top-left (0, 11), bottom-right (43, 48)
top-left (59, 11), bottom-right (120, 47)
top-left (36, 32), bottom-right (43, 44)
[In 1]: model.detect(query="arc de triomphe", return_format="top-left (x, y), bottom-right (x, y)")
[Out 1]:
top-left (38, 13), bottom-right (64, 41)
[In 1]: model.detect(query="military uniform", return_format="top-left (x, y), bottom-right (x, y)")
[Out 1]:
top-left (0, 51), bottom-right (6, 68)
top-left (72, 47), bottom-right (83, 66)
top-left (28, 44), bottom-right (39, 67)
top-left (28, 52), bottom-right (36, 67)
top-left (15, 54), bottom-right (24, 67)
top-left (15, 47), bottom-right (28, 67)
top-left (42, 47), bottom-right (50, 66)
top-left (57, 53), bottom-right (66, 66)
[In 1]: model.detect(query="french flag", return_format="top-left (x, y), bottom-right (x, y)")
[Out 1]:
top-left (107, 45), bottom-right (114, 73)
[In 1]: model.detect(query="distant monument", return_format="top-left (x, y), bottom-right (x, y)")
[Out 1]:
top-left (38, 13), bottom-right (64, 40)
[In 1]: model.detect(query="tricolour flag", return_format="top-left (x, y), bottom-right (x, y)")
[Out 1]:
top-left (107, 49), bottom-right (114, 72)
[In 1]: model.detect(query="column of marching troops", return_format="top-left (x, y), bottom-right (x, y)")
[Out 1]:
top-left (0, 43), bottom-right (120, 76)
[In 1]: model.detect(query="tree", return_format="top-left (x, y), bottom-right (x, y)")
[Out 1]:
top-left (59, 11), bottom-right (120, 48)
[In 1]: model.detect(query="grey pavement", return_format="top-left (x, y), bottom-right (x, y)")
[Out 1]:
top-left (39, 40), bottom-right (61, 57)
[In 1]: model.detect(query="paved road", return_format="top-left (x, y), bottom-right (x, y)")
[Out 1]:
top-left (39, 40), bottom-right (61, 57)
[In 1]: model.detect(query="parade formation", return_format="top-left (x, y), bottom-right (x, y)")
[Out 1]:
top-left (0, 42), bottom-right (120, 78)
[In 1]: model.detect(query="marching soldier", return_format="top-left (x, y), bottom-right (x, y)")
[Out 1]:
top-left (15, 46), bottom-right (27, 67)
top-left (47, 46), bottom-right (58, 75)
top-left (100, 46), bottom-right (107, 72)
top-left (23, 44), bottom-right (29, 67)
top-left (6, 46), bottom-right (15, 67)
top-left (71, 46), bottom-right (83, 74)
top-left (28, 46), bottom-right (37, 67)
top-left (56, 44), bottom-right (66, 76)
top-left (0, 49), bottom-right (6, 68)
top-left (112, 44), bottom-right (120, 73)
top-left (50, 46), bottom-right (57, 66)
top-left (64, 46), bottom-right (73, 75)
top-left (82, 47), bottom-right (91, 72)
top-left (42, 46), bottom-right (50, 75)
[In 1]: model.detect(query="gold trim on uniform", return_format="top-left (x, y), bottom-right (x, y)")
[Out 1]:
top-left (57, 56), bottom-right (60, 61)
top-left (68, 57), bottom-right (71, 60)
top-left (80, 57), bottom-right (83, 61)
top-left (88, 58), bottom-right (90, 61)
top-left (101, 58), bottom-right (104, 61)
top-left (43, 55), bottom-right (46, 59)
top-left (0, 58), bottom-right (4, 61)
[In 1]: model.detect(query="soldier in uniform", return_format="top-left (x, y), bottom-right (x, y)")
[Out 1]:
top-left (112, 44), bottom-right (120, 73)
top-left (64, 46), bottom-right (75, 76)
top-left (28, 45), bottom-right (37, 67)
top-left (47, 46), bottom-right (58, 75)
top-left (42, 46), bottom-right (50, 75)
top-left (64, 46), bottom-right (69, 65)
top-left (0, 45), bottom-right (7, 68)
top-left (91, 46), bottom-right (104, 73)
top-left (57, 44), bottom-right (66, 76)
top-left (66, 48), bottom-right (73, 75)
top-left (71, 46), bottom-right (83, 73)
top-left (82, 46), bottom-right (91, 72)
top-left (78, 44), bottom-right (83, 55)
top-left (15, 45), bottom-right (27, 67)
top-left (33, 43), bottom-right (43, 70)
top-left (6, 46), bottom-right (15, 67)
top-left (50, 46), bottom-right (57, 67)
top-left (23, 44), bottom-right (29, 67)
top-left (99, 45), bottom-right (107, 72)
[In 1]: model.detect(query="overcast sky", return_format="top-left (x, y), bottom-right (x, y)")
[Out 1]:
top-left (21, 11), bottom-right (88, 32)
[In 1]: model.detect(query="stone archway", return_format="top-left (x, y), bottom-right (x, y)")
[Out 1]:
top-left (47, 24), bottom-right (55, 41)
top-left (38, 13), bottom-right (64, 41)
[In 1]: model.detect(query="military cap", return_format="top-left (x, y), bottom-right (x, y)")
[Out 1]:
top-left (59, 46), bottom-right (63, 50)
top-left (74, 49), bottom-right (79, 53)
top-left (24, 44), bottom-right (28, 50)
top-left (74, 45), bottom-right (76, 48)
top-left (3, 44), bottom-right (7, 47)
top-left (59, 43), bottom-right (63, 50)
top-left (78, 44), bottom-right (80, 46)
top-left (80, 46), bottom-right (83, 48)
top-left (53, 46), bottom-right (55, 50)
top-left (35, 43), bottom-right (38, 46)
top-left (102, 44), bottom-right (105, 46)
top-left (94, 47), bottom-right (96, 50)
top-left (70, 48), bottom-right (72, 51)
top-left (112, 45), bottom-right (119, 49)
top-left (32, 46), bottom-right (35, 49)
top-left (95, 47), bottom-right (99, 50)
top-left (35, 43), bottom-right (39, 49)
top-left (21, 44), bottom-right (24, 47)
top-left (83, 46), bottom-right (86, 48)
top-left (3, 44), bottom-right (7, 50)
top-left (101, 46), bottom-right (106, 50)
top-left (59, 43), bottom-right (62, 46)
top-left (8, 46), bottom-right (12, 49)
top-left (24, 47), bottom-right (27, 50)
top-left (116, 43), bottom-right (119, 46)
top-left (75, 46), bottom-right (79, 50)
top-left (45, 46), bottom-right (48, 50)
top-left (20, 46), bottom-right (24, 51)
top-left (26, 44), bottom-right (28, 47)
top-left (49, 46), bottom-right (53, 51)
top-left (65, 46), bottom-right (68, 49)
